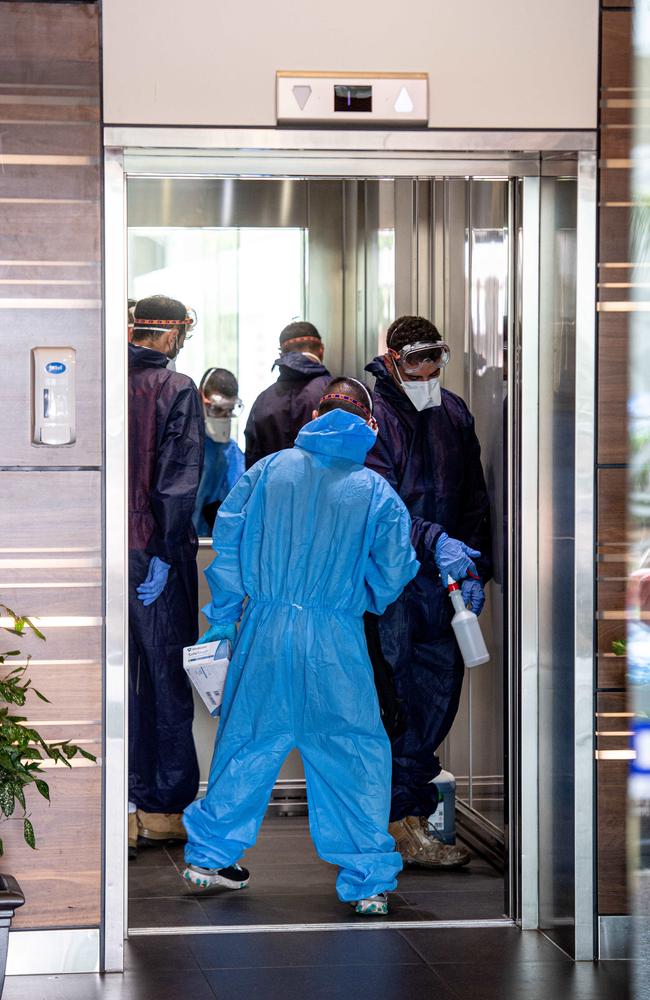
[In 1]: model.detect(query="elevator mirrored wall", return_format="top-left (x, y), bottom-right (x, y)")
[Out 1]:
top-left (126, 173), bottom-right (511, 885)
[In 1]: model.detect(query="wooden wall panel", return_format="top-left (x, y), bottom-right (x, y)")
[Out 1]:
top-left (0, 3), bottom-right (103, 932)
top-left (596, 2), bottom-right (632, 919)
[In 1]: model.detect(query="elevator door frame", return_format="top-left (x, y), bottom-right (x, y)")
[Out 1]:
top-left (103, 129), bottom-right (597, 972)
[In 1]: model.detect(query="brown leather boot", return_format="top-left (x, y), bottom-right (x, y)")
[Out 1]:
top-left (137, 811), bottom-right (187, 845)
top-left (128, 812), bottom-right (140, 860)
top-left (389, 815), bottom-right (471, 869)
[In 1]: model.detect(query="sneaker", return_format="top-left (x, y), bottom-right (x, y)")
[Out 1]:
top-left (183, 862), bottom-right (250, 890)
top-left (388, 815), bottom-right (471, 869)
top-left (352, 893), bottom-right (388, 916)
top-left (137, 811), bottom-right (187, 846)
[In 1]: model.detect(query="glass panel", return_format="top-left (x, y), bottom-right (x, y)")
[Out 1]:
top-left (128, 227), bottom-right (306, 447)
top-left (537, 176), bottom-right (578, 955)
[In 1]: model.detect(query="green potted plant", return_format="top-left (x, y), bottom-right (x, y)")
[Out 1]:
top-left (0, 605), bottom-right (95, 995)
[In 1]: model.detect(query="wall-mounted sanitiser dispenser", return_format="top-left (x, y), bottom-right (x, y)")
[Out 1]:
top-left (31, 347), bottom-right (76, 446)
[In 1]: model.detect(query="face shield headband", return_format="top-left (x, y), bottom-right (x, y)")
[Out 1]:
top-left (319, 379), bottom-right (377, 430)
top-left (281, 335), bottom-right (322, 350)
top-left (132, 307), bottom-right (197, 338)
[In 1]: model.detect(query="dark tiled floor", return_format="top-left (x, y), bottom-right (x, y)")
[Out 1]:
top-left (128, 814), bottom-right (506, 928)
top-left (3, 929), bottom-right (630, 1000)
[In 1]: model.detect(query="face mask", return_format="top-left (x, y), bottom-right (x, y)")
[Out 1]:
top-left (401, 377), bottom-right (441, 411)
top-left (205, 416), bottom-right (231, 443)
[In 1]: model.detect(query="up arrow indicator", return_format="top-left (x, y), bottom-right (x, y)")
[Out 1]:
top-left (394, 87), bottom-right (414, 113)
top-left (292, 85), bottom-right (312, 110)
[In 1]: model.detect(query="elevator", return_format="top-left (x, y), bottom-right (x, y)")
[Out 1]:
top-left (103, 131), bottom-right (597, 965)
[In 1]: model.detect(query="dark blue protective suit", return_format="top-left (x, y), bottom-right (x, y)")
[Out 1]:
top-left (184, 409), bottom-right (419, 900)
top-left (128, 344), bottom-right (204, 814)
top-left (193, 437), bottom-right (245, 537)
top-left (244, 351), bottom-right (330, 468)
top-left (365, 358), bottom-right (492, 822)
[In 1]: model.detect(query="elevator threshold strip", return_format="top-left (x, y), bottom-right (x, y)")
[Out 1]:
top-left (129, 918), bottom-right (515, 936)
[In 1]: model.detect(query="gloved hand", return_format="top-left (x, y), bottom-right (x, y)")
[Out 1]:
top-left (136, 556), bottom-right (170, 607)
top-left (434, 532), bottom-right (481, 584)
top-left (196, 622), bottom-right (237, 646)
top-left (461, 577), bottom-right (485, 616)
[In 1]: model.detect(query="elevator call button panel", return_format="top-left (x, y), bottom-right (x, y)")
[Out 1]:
top-left (276, 72), bottom-right (428, 126)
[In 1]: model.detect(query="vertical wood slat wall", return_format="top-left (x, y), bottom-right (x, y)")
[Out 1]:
top-left (597, 1), bottom-right (632, 917)
top-left (0, 3), bottom-right (102, 928)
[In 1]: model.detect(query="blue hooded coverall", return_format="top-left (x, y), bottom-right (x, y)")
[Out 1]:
top-left (365, 357), bottom-right (492, 823)
top-left (184, 409), bottom-right (419, 901)
top-left (193, 436), bottom-right (245, 537)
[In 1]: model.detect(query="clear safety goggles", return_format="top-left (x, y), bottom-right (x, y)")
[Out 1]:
top-left (204, 393), bottom-right (244, 418)
top-left (390, 340), bottom-right (451, 375)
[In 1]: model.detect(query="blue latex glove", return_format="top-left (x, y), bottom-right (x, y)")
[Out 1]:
top-left (136, 556), bottom-right (170, 607)
top-left (196, 622), bottom-right (237, 646)
top-left (461, 577), bottom-right (485, 616)
top-left (434, 532), bottom-right (481, 584)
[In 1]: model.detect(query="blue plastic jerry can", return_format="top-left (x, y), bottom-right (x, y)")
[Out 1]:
top-left (428, 769), bottom-right (456, 844)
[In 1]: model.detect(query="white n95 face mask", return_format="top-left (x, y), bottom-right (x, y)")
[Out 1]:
top-left (402, 377), bottom-right (441, 411)
top-left (205, 417), bottom-right (231, 443)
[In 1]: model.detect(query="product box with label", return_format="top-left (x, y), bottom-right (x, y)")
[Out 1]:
top-left (183, 639), bottom-right (231, 717)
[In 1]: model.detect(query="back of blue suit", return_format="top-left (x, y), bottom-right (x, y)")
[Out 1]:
top-left (184, 409), bottom-right (419, 901)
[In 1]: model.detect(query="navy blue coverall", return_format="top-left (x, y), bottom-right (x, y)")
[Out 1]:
top-left (365, 357), bottom-right (492, 822)
top-left (244, 351), bottom-right (330, 468)
top-left (128, 344), bottom-right (204, 814)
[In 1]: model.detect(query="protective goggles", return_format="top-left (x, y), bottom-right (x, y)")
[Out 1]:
top-left (204, 393), bottom-right (244, 418)
top-left (389, 340), bottom-right (450, 374)
top-left (132, 307), bottom-right (197, 338)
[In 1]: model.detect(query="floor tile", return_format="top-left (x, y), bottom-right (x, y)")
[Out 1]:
top-left (186, 928), bottom-right (423, 969)
top-left (204, 962), bottom-right (456, 1000)
top-left (3, 971), bottom-right (216, 1000)
top-left (124, 934), bottom-right (200, 972)
top-left (128, 864), bottom-right (193, 899)
top-left (430, 958), bottom-right (631, 1000)
top-left (196, 887), bottom-right (432, 926)
top-left (128, 895), bottom-right (210, 928)
top-left (400, 927), bottom-right (572, 965)
top-left (395, 888), bottom-right (506, 920)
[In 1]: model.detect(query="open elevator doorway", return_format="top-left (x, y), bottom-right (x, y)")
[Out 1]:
top-left (124, 170), bottom-right (518, 932)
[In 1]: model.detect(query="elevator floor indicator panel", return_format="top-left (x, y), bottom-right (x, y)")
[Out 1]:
top-left (277, 72), bottom-right (428, 125)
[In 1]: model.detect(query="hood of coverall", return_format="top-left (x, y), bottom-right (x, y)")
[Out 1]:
top-left (295, 408), bottom-right (378, 465)
top-left (273, 350), bottom-right (329, 381)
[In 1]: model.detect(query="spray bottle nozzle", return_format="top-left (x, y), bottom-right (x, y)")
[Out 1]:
top-left (447, 575), bottom-right (460, 592)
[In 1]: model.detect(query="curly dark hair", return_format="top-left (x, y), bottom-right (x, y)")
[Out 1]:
top-left (386, 315), bottom-right (442, 352)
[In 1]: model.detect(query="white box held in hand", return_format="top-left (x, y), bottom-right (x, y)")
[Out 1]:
top-left (183, 639), bottom-right (231, 717)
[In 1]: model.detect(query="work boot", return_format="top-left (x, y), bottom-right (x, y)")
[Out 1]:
top-left (137, 811), bottom-right (187, 846)
top-left (128, 812), bottom-right (140, 861)
top-left (389, 815), bottom-right (471, 869)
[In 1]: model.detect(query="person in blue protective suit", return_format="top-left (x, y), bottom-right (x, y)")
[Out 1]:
top-left (128, 295), bottom-right (204, 859)
top-left (365, 315), bottom-right (492, 870)
top-left (243, 321), bottom-right (331, 468)
top-left (182, 377), bottom-right (419, 915)
top-left (193, 367), bottom-right (245, 537)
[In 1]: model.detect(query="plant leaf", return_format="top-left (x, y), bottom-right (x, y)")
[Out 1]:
top-left (0, 838), bottom-right (4, 857)
top-left (78, 747), bottom-right (97, 762)
top-left (0, 783), bottom-right (15, 818)
top-left (23, 817), bottom-right (35, 850)
top-left (22, 618), bottom-right (45, 642)
top-left (35, 779), bottom-right (50, 801)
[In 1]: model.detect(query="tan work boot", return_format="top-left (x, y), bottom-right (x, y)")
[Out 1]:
top-left (389, 815), bottom-right (471, 869)
top-left (137, 811), bottom-right (187, 845)
top-left (128, 812), bottom-right (140, 860)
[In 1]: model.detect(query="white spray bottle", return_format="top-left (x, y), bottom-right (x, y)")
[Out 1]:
top-left (447, 576), bottom-right (490, 668)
